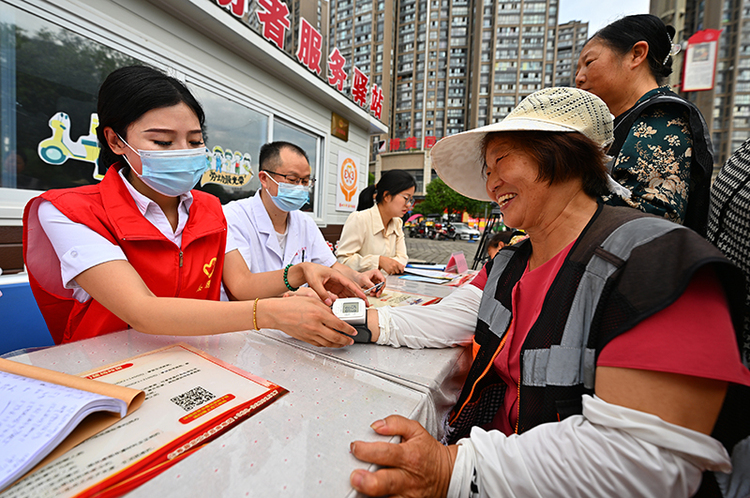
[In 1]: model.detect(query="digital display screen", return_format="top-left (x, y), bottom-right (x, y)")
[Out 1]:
top-left (343, 302), bottom-right (359, 314)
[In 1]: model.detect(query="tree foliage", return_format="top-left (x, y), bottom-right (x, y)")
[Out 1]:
top-left (414, 177), bottom-right (490, 217)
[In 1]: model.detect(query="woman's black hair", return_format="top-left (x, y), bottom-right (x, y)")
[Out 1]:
top-left (591, 14), bottom-right (675, 85)
top-left (96, 65), bottom-right (206, 169)
top-left (357, 185), bottom-right (377, 211)
top-left (487, 231), bottom-right (515, 250)
top-left (357, 170), bottom-right (417, 211)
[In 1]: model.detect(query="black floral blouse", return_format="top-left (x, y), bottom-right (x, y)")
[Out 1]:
top-left (605, 87), bottom-right (693, 224)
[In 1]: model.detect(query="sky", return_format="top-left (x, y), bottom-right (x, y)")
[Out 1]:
top-left (558, 0), bottom-right (651, 35)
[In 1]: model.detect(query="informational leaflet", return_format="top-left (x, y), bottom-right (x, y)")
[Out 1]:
top-left (367, 290), bottom-right (442, 308)
top-left (1, 344), bottom-right (287, 498)
top-left (403, 268), bottom-right (456, 281)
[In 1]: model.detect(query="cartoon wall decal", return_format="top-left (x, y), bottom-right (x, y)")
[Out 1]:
top-left (37, 112), bottom-right (254, 187)
top-left (201, 145), bottom-right (253, 188)
top-left (37, 112), bottom-right (104, 179)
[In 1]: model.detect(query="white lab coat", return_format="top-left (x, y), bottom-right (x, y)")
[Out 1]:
top-left (223, 190), bottom-right (336, 273)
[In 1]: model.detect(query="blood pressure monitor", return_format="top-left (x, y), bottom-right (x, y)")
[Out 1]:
top-left (332, 298), bottom-right (371, 343)
top-left (332, 298), bottom-right (366, 324)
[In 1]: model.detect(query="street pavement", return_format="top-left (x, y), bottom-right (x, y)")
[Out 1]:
top-left (405, 234), bottom-right (485, 267)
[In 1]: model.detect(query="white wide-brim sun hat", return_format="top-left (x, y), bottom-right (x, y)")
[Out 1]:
top-left (430, 87), bottom-right (615, 201)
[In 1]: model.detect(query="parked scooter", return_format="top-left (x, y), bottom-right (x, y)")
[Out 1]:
top-left (437, 223), bottom-right (457, 240)
top-left (427, 222), bottom-right (441, 239)
top-left (409, 221), bottom-right (428, 238)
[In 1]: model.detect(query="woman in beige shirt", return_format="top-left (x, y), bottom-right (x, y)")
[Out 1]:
top-left (336, 170), bottom-right (416, 274)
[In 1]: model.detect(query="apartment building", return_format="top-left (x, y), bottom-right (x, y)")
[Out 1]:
top-left (330, 0), bottom-right (398, 138)
top-left (655, 0), bottom-right (750, 168)
top-left (553, 20), bottom-right (589, 88)
top-left (387, 0), bottom-right (474, 142)
top-left (466, 0), bottom-right (562, 129)
top-left (361, 0), bottom-right (579, 192)
top-left (650, 0), bottom-right (687, 89)
top-left (368, 0), bottom-right (567, 139)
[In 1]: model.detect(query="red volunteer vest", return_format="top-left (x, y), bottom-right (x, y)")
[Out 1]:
top-left (23, 164), bottom-right (227, 344)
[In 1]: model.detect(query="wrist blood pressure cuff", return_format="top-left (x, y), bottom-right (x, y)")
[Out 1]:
top-left (338, 311), bottom-right (371, 343)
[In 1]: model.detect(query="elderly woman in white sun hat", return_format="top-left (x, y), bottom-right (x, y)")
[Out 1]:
top-left (347, 87), bottom-right (750, 498)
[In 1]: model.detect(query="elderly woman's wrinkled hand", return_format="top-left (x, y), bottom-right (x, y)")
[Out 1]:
top-left (349, 415), bottom-right (457, 498)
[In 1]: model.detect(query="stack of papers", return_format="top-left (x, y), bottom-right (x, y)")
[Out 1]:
top-left (405, 263), bottom-right (446, 271)
top-left (2, 344), bottom-right (287, 498)
top-left (401, 268), bottom-right (460, 284)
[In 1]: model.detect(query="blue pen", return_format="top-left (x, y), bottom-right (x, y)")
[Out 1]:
top-left (365, 282), bottom-right (385, 295)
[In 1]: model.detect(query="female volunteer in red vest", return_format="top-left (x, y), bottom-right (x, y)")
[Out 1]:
top-left (23, 65), bottom-right (365, 347)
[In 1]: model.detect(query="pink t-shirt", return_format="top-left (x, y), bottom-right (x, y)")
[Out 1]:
top-left (472, 244), bottom-right (750, 436)
top-left (489, 241), bottom-right (575, 435)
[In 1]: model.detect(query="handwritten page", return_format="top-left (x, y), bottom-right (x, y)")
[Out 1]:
top-left (0, 372), bottom-right (127, 491)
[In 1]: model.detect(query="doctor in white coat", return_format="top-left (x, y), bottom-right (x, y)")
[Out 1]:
top-left (223, 142), bottom-right (384, 299)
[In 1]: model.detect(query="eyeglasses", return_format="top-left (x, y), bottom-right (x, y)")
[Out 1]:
top-left (262, 170), bottom-right (316, 187)
top-left (400, 194), bottom-right (416, 206)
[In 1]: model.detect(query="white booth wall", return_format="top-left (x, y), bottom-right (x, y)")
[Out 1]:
top-left (0, 0), bottom-right (384, 230)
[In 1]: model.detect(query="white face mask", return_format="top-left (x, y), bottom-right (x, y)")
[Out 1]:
top-left (118, 134), bottom-right (209, 197)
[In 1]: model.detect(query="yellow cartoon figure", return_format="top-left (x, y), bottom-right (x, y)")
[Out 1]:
top-left (38, 112), bottom-right (100, 170)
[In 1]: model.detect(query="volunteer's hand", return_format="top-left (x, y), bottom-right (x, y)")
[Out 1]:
top-left (358, 269), bottom-right (386, 297)
top-left (379, 256), bottom-right (405, 275)
top-left (350, 415), bottom-right (457, 497)
top-left (290, 263), bottom-right (367, 305)
top-left (259, 297), bottom-right (357, 348)
top-left (282, 287), bottom-right (337, 302)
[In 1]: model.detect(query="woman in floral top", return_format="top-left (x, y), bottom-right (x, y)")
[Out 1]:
top-left (576, 15), bottom-right (713, 235)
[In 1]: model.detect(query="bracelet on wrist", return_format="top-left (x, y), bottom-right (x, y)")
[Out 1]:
top-left (253, 297), bottom-right (260, 331)
top-left (283, 263), bottom-right (299, 292)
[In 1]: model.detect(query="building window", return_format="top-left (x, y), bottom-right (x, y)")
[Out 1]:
top-left (1, 5), bottom-right (139, 193)
top-left (190, 86), bottom-right (270, 204)
top-left (270, 118), bottom-right (322, 212)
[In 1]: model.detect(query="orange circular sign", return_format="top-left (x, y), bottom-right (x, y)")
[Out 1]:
top-left (340, 158), bottom-right (358, 202)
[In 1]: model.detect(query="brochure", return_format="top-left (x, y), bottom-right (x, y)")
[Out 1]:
top-left (367, 289), bottom-right (442, 308)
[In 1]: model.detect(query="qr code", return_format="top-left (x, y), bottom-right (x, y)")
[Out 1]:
top-left (170, 386), bottom-right (216, 411)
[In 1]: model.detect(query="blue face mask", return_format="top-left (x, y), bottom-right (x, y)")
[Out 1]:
top-left (265, 173), bottom-right (310, 212)
top-left (118, 135), bottom-right (209, 197)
